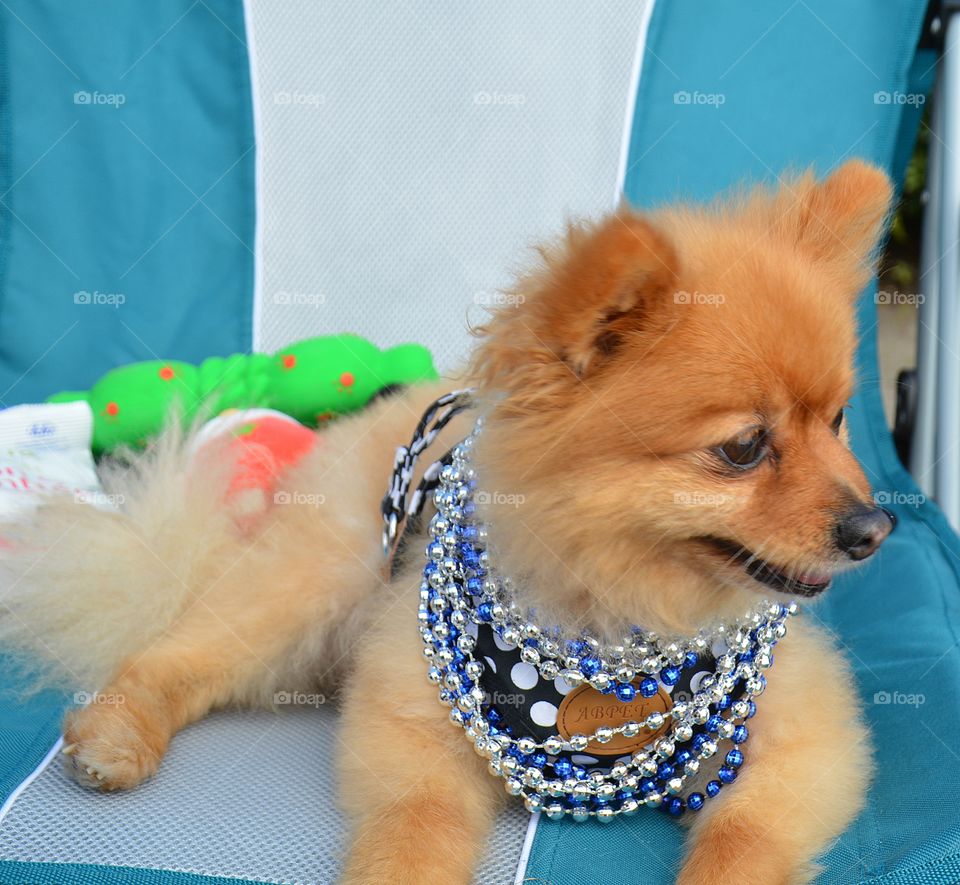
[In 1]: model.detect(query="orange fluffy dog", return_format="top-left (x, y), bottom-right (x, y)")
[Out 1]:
top-left (1, 160), bottom-right (894, 884)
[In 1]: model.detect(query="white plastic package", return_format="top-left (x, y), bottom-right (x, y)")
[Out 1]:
top-left (0, 401), bottom-right (110, 520)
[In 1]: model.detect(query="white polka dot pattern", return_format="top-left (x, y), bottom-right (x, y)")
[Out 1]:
top-left (475, 619), bottom-right (732, 771)
top-left (529, 700), bottom-right (559, 728)
top-left (510, 661), bottom-right (540, 690)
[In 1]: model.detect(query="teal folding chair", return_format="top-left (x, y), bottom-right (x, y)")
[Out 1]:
top-left (1, 2), bottom-right (958, 884)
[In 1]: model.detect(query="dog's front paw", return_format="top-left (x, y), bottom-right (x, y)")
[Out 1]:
top-left (61, 694), bottom-right (168, 790)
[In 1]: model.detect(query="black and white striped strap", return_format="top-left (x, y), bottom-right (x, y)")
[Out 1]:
top-left (380, 388), bottom-right (476, 558)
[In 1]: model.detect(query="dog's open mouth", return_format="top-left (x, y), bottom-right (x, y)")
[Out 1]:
top-left (702, 538), bottom-right (833, 597)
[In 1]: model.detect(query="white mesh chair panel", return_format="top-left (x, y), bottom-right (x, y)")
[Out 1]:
top-left (0, 707), bottom-right (530, 885)
top-left (249, 0), bottom-right (652, 370)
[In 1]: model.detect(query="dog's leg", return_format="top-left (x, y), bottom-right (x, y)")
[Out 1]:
top-left (676, 623), bottom-right (871, 885)
top-left (56, 382), bottom-right (463, 791)
top-left (61, 575), bottom-right (313, 789)
top-left (60, 510), bottom-right (388, 791)
top-left (338, 586), bottom-right (503, 885)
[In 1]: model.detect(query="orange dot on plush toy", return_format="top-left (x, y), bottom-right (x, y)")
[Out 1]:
top-left (105, 402), bottom-right (119, 417)
top-left (282, 354), bottom-right (296, 370)
top-left (339, 371), bottom-right (354, 388)
top-left (159, 366), bottom-right (175, 381)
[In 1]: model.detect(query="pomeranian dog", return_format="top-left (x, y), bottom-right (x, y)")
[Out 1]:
top-left (1, 159), bottom-right (895, 885)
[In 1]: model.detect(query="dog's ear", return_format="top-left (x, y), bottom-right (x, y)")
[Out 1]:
top-left (471, 212), bottom-right (679, 407)
top-left (535, 213), bottom-right (679, 375)
top-left (793, 160), bottom-right (893, 289)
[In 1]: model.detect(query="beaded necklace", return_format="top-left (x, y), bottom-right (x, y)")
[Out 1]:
top-left (383, 395), bottom-right (796, 821)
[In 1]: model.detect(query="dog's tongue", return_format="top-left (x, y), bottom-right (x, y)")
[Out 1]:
top-left (795, 571), bottom-right (832, 587)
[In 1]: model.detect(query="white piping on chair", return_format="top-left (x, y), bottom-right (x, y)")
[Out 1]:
top-left (935, 12), bottom-right (960, 528)
top-left (613, 0), bottom-right (657, 208)
top-left (513, 811), bottom-right (541, 885)
top-left (0, 737), bottom-right (62, 825)
top-left (242, 0), bottom-right (265, 353)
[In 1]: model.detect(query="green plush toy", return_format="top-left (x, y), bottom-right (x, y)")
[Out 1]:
top-left (47, 334), bottom-right (439, 454)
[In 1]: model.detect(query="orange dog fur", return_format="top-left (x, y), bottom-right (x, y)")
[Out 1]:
top-left (0, 159), bottom-right (894, 885)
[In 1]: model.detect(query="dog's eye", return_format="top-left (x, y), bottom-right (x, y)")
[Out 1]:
top-left (715, 427), bottom-right (769, 470)
top-left (831, 409), bottom-right (844, 435)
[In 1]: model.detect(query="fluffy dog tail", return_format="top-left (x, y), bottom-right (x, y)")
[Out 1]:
top-left (0, 424), bottom-right (242, 695)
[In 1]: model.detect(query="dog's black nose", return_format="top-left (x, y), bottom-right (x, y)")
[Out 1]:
top-left (835, 504), bottom-right (895, 561)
